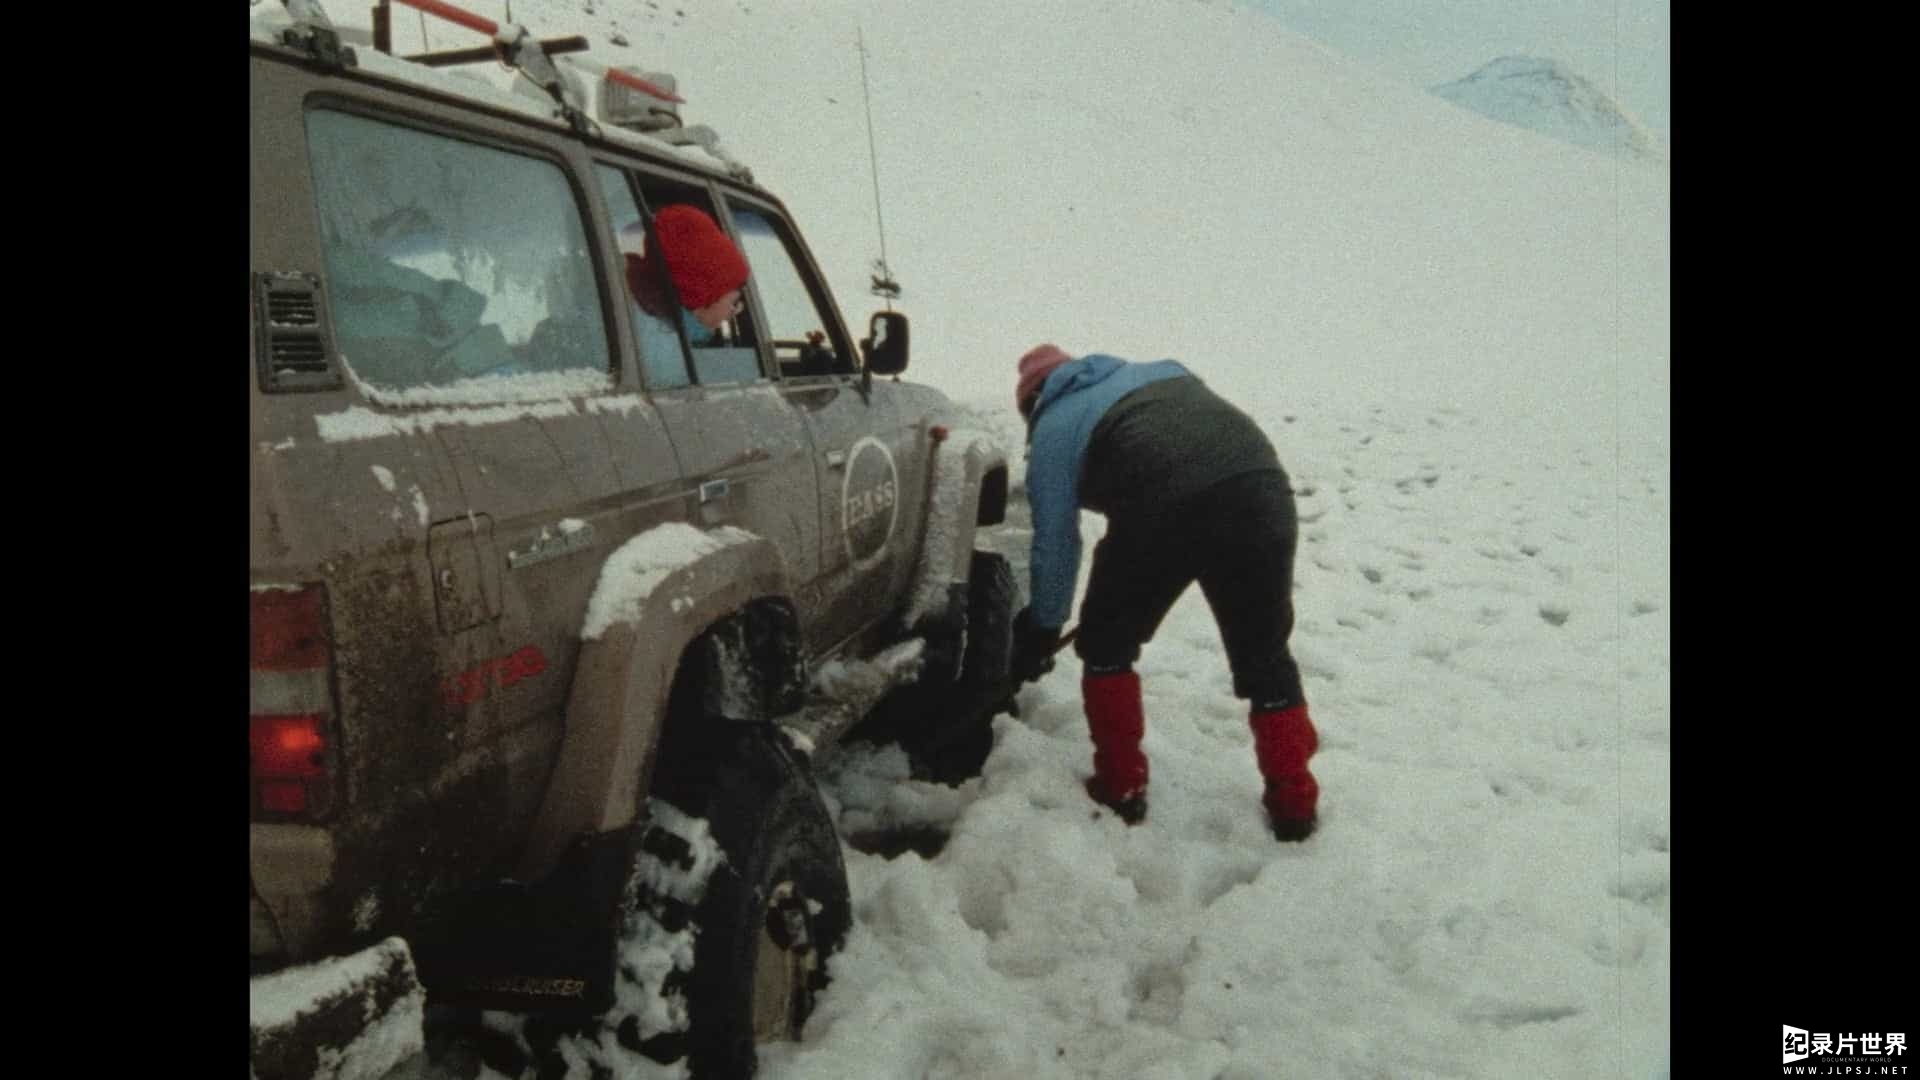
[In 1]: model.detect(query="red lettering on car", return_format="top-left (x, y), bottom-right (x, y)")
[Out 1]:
top-left (441, 646), bottom-right (549, 707)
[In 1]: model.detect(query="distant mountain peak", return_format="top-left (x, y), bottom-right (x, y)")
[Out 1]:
top-left (1431, 56), bottom-right (1664, 163)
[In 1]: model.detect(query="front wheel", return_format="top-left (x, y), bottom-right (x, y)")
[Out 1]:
top-left (884, 550), bottom-right (1015, 784)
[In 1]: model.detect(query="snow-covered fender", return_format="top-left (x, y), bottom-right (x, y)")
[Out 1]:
top-left (514, 523), bottom-right (793, 883)
top-left (900, 427), bottom-right (1009, 635)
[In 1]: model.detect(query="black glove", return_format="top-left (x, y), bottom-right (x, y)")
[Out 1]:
top-left (1011, 607), bottom-right (1061, 685)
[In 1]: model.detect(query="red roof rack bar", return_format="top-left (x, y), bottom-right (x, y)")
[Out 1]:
top-left (389, 0), bottom-right (497, 37)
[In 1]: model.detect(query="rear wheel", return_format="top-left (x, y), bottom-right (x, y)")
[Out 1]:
top-left (634, 725), bottom-right (850, 1077)
top-left (525, 725), bottom-right (850, 1079)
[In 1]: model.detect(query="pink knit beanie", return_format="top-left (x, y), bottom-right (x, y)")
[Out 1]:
top-left (1016, 344), bottom-right (1073, 412)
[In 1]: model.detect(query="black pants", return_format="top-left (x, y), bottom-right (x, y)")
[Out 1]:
top-left (1074, 469), bottom-right (1305, 710)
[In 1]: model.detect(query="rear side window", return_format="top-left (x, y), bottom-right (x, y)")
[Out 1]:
top-left (305, 109), bottom-right (610, 393)
top-left (594, 164), bottom-right (692, 390)
top-left (594, 164), bottom-right (766, 388)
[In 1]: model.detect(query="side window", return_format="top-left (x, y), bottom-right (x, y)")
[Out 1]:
top-left (728, 203), bottom-right (853, 379)
top-left (637, 182), bottom-right (764, 386)
top-left (594, 164), bottom-right (692, 390)
top-left (608, 172), bottom-right (766, 388)
top-left (305, 109), bottom-right (610, 392)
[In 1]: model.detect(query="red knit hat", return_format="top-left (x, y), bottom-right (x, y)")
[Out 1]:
top-left (1016, 344), bottom-right (1073, 412)
top-left (651, 204), bottom-right (749, 311)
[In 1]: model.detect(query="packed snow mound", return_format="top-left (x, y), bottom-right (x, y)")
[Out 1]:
top-left (1431, 56), bottom-right (1665, 163)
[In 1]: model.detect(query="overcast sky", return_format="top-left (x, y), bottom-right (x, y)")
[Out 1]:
top-left (1247, 0), bottom-right (1670, 138)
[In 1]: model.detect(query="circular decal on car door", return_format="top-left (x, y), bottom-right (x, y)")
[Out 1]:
top-left (841, 435), bottom-right (899, 564)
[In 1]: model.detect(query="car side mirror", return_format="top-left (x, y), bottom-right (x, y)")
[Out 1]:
top-left (862, 311), bottom-right (909, 377)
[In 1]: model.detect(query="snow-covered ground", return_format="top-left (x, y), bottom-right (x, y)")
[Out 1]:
top-left (285, 0), bottom-right (1670, 1075)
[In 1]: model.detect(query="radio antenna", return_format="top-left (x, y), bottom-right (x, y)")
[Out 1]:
top-left (857, 23), bottom-right (901, 309)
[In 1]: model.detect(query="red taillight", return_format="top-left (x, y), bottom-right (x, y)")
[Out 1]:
top-left (252, 715), bottom-right (325, 776)
top-left (251, 586), bottom-right (335, 819)
top-left (252, 716), bottom-right (326, 813)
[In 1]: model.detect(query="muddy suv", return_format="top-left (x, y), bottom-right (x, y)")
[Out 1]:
top-left (249, 5), bottom-right (1011, 1077)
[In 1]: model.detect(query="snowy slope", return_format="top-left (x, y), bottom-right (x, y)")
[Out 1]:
top-left (275, 1), bottom-right (1670, 1077)
top-left (1431, 56), bottom-right (1666, 163)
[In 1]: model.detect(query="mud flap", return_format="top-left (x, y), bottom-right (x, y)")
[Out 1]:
top-left (249, 937), bottom-right (425, 1080)
top-left (408, 829), bottom-right (635, 1015)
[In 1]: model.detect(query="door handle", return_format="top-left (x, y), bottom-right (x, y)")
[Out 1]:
top-left (826, 449), bottom-right (848, 470)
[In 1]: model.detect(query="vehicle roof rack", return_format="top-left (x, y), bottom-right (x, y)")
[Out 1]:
top-left (268, 0), bottom-right (754, 182)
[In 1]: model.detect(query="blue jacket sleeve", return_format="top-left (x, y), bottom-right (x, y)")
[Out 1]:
top-left (1025, 420), bottom-right (1083, 632)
